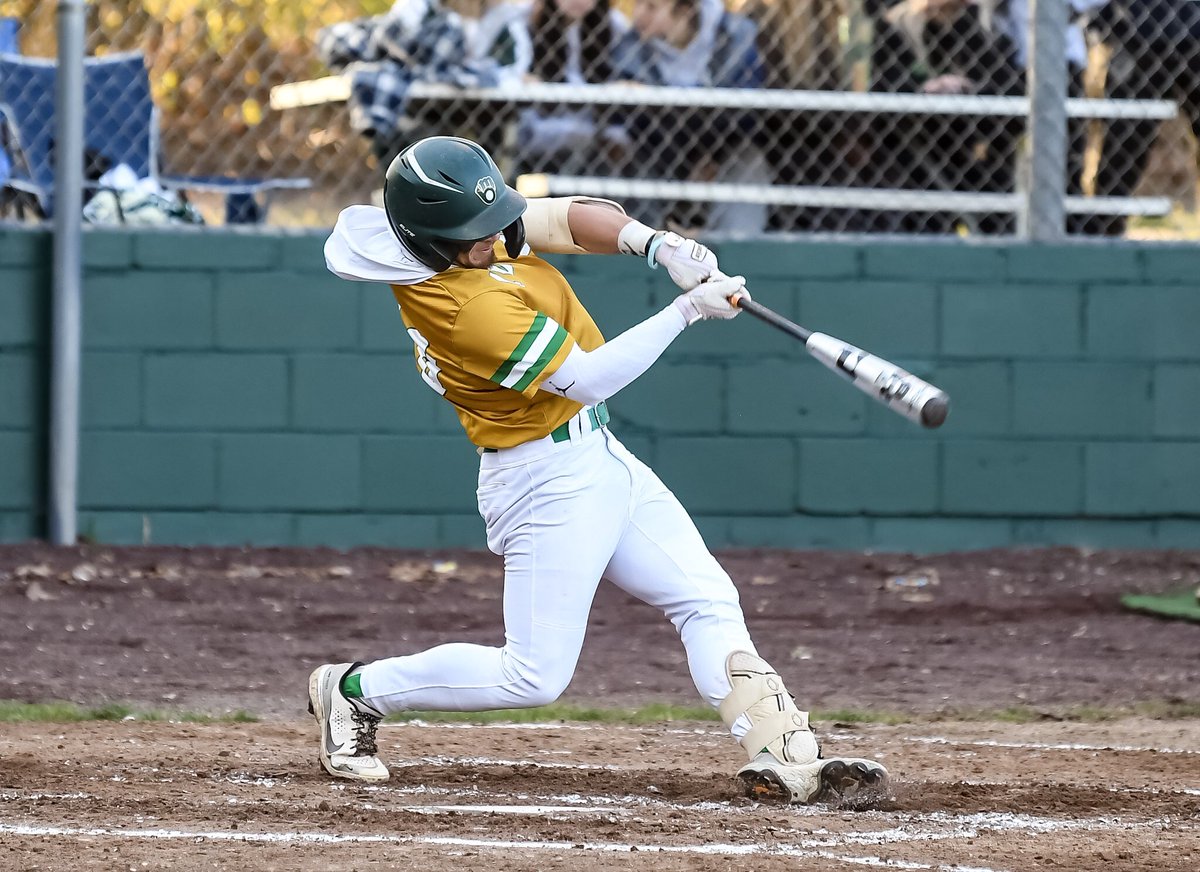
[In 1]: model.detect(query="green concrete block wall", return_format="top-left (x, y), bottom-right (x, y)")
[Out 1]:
top-left (0, 234), bottom-right (48, 531)
top-left (2, 227), bottom-right (1200, 550)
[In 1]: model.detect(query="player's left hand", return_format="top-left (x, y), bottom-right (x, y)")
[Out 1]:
top-left (649, 231), bottom-right (718, 291)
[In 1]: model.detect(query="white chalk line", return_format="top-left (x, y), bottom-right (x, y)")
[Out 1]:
top-left (393, 721), bottom-right (725, 737)
top-left (391, 755), bottom-right (622, 771)
top-left (905, 736), bottom-right (1198, 755)
top-left (389, 721), bottom-right (1198, 756)
top-left (0, 822), bottom-right (1003, 870)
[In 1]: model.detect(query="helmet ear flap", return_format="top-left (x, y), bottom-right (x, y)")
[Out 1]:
top-left (503, 217), bottom-right (526, 259)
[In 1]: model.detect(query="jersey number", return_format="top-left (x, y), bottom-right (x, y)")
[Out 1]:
top-left (407, 328), bottom-right (446, 395)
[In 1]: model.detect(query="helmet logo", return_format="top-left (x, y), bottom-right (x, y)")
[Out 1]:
top-left (475, 177), bottom-right (497, 204)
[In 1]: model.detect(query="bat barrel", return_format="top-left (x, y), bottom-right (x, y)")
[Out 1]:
top-left (920, 393), bottom-right (950, 429)
top-left (733, 295), bottom-right (950, 429)
top-left (805, 333), bottom-right (950, 429)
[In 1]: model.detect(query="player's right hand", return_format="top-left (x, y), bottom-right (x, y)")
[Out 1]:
top-left (673, 273), bottom-right (748, 324)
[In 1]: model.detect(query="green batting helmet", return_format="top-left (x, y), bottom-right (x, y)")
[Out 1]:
top-left (383, 136), bottom-right (527, 272)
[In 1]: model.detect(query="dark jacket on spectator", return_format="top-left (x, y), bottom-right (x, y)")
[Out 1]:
top-left (871, 3), bottom-right (1024, 97)
top-left (609, 0), bottom-right (764, 90)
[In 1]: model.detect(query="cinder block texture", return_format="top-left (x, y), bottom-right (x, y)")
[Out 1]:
top-left (727, 361), bottom-right (867, 435)
top-left (943, 441), bottom-right (1083, 515)
top-left (800, 281), bottom-right (937, 357)
top-left (1155, 365), bottom-right (1200, 437)
top-left (80, 432), bottom-right (217, 509)
top-left (1086, 443), bottom-right (1200, 515)
top-left (217, 272), bottom-right (357, 349)
top-left (800, 439), bottom-right (938, 513)
top-left (296, 514), bottom-right (438, 548)
top-left (83, 230), bottom-right (133, 268)
top-left (0, 229), bottom-right (50, 266)
top-left (727, 515), bottom-right (870, 549)
top-left (1007, 245), bottom-right (1139, 283)
top-left (0, 432), bottom-right (38, 509)
top-left (292, 353), bottom-right (440, 432)
top-left (83, 352), bottom-right (141, 427)
top-left (0, 353), bottom-right (38, 428)
top-left (135, 231), bottom-right (280, 270)
top-left (1088, 285), bottom-right (1200, 360)
top-left (942, 285), bottom-right (1081, 358)
top-left (719, 241), bottom-right (860, 279)
top-left (361, 436), bottom-right (479, 512)
top-left (146, 354), bottom-right (288, 429)
top-left (865, 243), bottom-right (1006, 281)
top-left (654, 437), bottom-right (794, 513)
top-left (85, 272), bottom-right (214, 349)
top-left (0, 271), bottom-right (46, 347)
top-left (1012, 362), bottom-right (1152, 437)
top-left (614, 364), bottom-right (724, 434)
top-left (870, 517), bottom-right (1013, 552)
top-left (219, 434), bottom-right (359, 510)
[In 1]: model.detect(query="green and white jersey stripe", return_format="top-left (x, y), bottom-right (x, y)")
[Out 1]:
top-left (491, 312), bottom-right (569, 393)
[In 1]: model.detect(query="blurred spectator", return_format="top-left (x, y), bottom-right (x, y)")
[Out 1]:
top-left (867, 0), bottom-right (1025, 233)
top-left (991, 0), bottom-right (1105, 71)
top-left (514, 0), bottom-right (631, 175)
top-left (467, 0), bottom-right (535, 85)
top-left (1082, 0), bottom-right (1200, 234)
top-left (316, 0), bottom-right (511, 166)
top-left (611, 0), bottom-right (769, 234)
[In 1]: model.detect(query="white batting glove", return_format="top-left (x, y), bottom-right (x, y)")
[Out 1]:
top-left (648, 231), bottom-right (719, 290)
top-left (673, 273), bottom-right (749, 325)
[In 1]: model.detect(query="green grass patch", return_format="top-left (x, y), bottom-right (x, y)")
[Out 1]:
top-left (0, 700), bottom-right (257, 724)
top-left (391, 702), bottom-right (721, 725)
top-left (393, 704), bottom-right (915, 726)
top-left (813, 709), bottom-right (910, 726)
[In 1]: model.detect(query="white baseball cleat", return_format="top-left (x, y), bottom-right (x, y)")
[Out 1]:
top-left (308, 662), bottom-right (390, 782)
top-left (738, 750), bottom-right (889, 804)
top-left (720, 650), bottom-right (889, 804)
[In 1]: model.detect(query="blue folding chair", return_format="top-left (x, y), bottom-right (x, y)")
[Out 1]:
top-left (0, 24), bottom-right (18, 205)
top-left (0, 50), bottom-right (310, 223)
top-left (0, 18), bottom-right (18, 54)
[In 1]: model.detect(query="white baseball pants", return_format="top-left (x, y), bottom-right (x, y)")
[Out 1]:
top-left (357, 421), bottom-right (757, 716)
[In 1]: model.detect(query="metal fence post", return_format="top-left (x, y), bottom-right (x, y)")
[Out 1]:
top-left (1021, 0), bottom-right (1069, 240)
top-left (49, 0), bottom-right (86, 545)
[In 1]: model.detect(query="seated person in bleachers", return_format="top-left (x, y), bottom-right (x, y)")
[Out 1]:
top-left (1081, 0), bottom-right (1200, 235)
top-left (611, 0), bottom-right (770, 234)
top-left (868, 0), bottom-right (1025, 233)
top-left (467, 0), bottom-right (535, 85)
top-left (319, 0), bottom-right (518, 166)
top-left (514, 0), bottom-right (631, 174)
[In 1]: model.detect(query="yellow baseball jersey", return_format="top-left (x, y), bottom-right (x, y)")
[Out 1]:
top-left (391, 244), bottom-right (605, 448)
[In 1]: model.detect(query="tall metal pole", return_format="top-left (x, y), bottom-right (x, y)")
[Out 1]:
top-left (1021, 0), bottom-right (1069, 240)
top-left (49, 0), bottom-right (86, 544)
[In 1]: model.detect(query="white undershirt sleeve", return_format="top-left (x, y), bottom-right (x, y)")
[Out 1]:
top-left (540, 303), bottom-right (690, 406)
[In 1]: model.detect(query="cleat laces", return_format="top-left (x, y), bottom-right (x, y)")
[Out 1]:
top-left (350, 708), bottom-right (381, 756)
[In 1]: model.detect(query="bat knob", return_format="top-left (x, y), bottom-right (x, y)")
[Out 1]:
top-left (920, 394), bottom-right (950, 429)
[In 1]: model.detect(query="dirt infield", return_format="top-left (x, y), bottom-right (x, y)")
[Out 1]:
top-left (1, 544), bottom-right (1199, 870)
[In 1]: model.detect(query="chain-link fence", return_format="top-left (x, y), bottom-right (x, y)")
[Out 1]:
top-left (0, 0), bottom-right (1196, 236)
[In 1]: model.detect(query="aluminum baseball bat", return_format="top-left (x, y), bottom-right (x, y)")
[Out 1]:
top-left (733, 295), bottom-right (950, 429)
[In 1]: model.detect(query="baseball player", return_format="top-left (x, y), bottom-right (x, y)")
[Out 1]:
top-left (313, 135), bottom-right (888, 804)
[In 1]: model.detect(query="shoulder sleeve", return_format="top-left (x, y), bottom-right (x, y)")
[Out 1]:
top-left (452, 292), bottom-right (576, 398)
